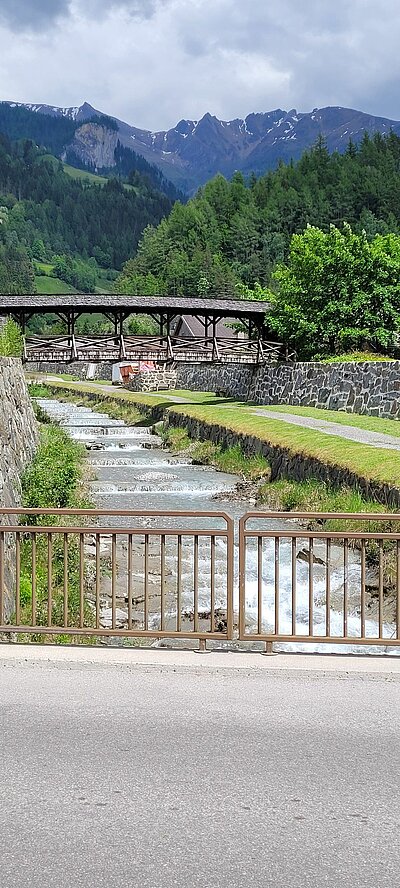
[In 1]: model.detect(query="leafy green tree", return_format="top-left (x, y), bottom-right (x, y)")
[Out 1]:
top-left (269, 224), bottom-right (400, 358)
top-left (32, 238), bottom-right (47, 261)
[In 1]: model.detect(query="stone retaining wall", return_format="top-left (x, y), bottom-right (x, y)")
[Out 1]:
top-left (165, 411), bottom-right (400, 508)
top-left (29, 361), bottom-right (113, 381)
top-left (176, 361), bottom-right (400, 419)
top-left (0, 359), bottom-right (39, 618)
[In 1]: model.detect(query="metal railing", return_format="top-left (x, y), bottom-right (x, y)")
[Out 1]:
top-left (239, 512), bottom-right (400, 648)
top-left (1, 508), bottom-right (400, 650)
top-left (0, 509), bottom-right (234, 642)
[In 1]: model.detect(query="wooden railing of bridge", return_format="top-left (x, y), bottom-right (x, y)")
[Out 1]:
top-left (23, 334), bottom-right (295, 364)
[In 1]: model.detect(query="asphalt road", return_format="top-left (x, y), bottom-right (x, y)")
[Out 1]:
top-left (0, 659), bottom-right (399, 888)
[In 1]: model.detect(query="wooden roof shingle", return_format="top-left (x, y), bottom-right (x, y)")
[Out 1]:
top-left (1, 293), bottom-right (270, 318)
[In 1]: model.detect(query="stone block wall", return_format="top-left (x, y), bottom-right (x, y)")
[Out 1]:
top-left (0, 359), bottom-right (39, 618)
top-left (176, 361), bottom-right (400, 419)
top-left (127, 370), bottom-right (177, 392)
top-left (29, 361), bottom-right (113, 381)
top-left (176, 364), bottom-right (253, 399)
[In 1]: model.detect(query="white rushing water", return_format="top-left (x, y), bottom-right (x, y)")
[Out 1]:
top-left (36, 398), bottom-right (399, 654)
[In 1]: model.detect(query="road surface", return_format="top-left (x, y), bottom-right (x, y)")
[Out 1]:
top-left (0, 648), bottom-right (399, 887)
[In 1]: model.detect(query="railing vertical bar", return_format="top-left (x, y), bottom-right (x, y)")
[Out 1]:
top-left (210, 535), bottom-right (215, 633)
top-left (193, 535), bottom-right (199, 633)
top-left (31, 532), bottom-right (37, 627)
top-left (274, 536), bottom-right (280, 636)
top-left (144, 534), bottom-right (149, 631)
top-left (361, 539), bottom-right (366, 639)
top-left (112, 533), bottom-right (117, 630)
top-left (177, 535), bottom-right (182, 633)
top-left (308, 537), bottom-right (314, 636)
top-left (379, 539), bottom-right (384, 638)
top-left (325, 538), bottom-right (331, 638)
top-left (238, 520), bottom-right (246, 639)
top-left (257, 536), bottom-right (263, 635)
top-left (226, 524), bottom-right (234, 641)
top-left (0, 531), bottom-right (4, 625)
top-left (397, 540), bottom-right (400, 640)
top-left (47, 533), bottom-right (53, 627)
top-left (161, 534), bottom-right (166, 632)
top-left (95, 534), bottom-right (101, 630)
top-left (63, 534), bottom-right (68, 628)
top-left (127, 533), bottom-right (133, 631)
top-left (343, 538), bottom-right (349, 638)
top-left (79, 533), bottom-right (85, 628)
top-left (15, 532), bottom-right (21, 626)
top-left (291, 537), bottom-right (297, 636)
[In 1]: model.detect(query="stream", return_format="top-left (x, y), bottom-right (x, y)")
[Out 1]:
top-left (37, 397), bottom-right (399, 655)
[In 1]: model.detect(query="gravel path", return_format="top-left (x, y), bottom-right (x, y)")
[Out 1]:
top-left (253, 408), bottom-right (400, 450)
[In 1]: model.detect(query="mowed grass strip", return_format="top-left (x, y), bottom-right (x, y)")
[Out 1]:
top-left (33, 379), bottom-right (400, 489)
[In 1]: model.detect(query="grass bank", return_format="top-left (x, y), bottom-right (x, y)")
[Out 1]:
top-left (17, 404), bottom-right (96, 643)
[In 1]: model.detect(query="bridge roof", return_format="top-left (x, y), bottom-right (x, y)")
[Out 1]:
top-left (2, 294), bottom-right (270, 318)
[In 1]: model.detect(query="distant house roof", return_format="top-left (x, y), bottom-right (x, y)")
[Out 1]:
top-left (173, 315), bottom-right (242, 339)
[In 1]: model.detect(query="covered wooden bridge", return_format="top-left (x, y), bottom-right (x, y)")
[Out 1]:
top-left (1, 294), bottom-right (292, 365)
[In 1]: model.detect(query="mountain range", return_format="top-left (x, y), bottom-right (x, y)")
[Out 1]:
top-left (4, 100), bottom-right (400, 193)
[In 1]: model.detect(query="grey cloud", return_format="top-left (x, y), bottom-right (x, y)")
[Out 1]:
top-left (1, 0), bottom-right (400, 129)
top-left (0, 0), bottom-right (160, 31)
top-left (0, 0), bottom-right (69, 30)
top-left (82, 0), bottom-right (161, 19)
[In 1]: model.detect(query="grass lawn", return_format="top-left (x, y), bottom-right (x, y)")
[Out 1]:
top-left (63, 163), bottom-right (136, 192)
top-left (42, 154), bottom-right (135, 190)
top-left (34, 261), bottom-right (55, 275)
top-left (33, 378), bottom-right (400, 490)
top-left (35, 276), bottom-right (77, 295)
top-left (63, 163), bottom-right (109, 186)
top-left (95, 277), bottom-right (114, 294)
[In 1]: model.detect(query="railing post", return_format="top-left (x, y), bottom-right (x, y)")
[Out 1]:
top-left (226, 516), bottom-right (235, 641)
top-left (70, 334), bottom-right (78, 361)
top-left (238, 516), bottom-right (246, 640)
top-left (120, 334), bottom-right (127, 360)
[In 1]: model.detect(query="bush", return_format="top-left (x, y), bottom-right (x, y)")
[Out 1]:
top-left (0, 318), bottom-right (23, 356)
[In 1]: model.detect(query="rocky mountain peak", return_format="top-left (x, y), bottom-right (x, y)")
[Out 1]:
top-left (4, 99), bottom-right (400, 194)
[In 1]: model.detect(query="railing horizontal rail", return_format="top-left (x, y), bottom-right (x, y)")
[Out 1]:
top-left (3, 526), bottom-right (230, 537)
top-left (241, 530), bottom-right (400, 540)
top-left (0, 509), bottom-right (234, 643)
top-left (23, 333), bottom-right (289, 364)
top-left (239, 511), bottom-right (400, 648)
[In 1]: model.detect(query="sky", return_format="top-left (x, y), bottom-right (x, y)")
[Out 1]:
top-left (0, 0), bottom-right (399, 130)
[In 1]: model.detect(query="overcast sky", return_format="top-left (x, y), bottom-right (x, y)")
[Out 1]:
top-left (0, 0), bottom-right (399, 130)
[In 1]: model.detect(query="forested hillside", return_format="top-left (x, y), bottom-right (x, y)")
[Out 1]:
top-left (0, 133), bottom-right (174, 293)
top-left (116, 132), bottom-right (400, 297)
top-left (0, 103), bottom-right (183, 201)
